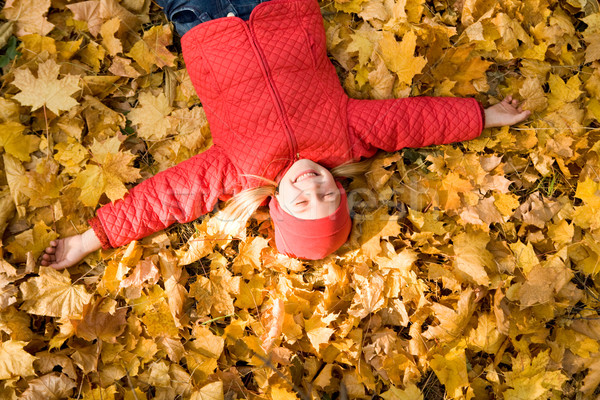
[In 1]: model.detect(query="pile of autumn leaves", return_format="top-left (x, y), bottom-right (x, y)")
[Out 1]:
top-left (1, 0), bottom-right (600, 398)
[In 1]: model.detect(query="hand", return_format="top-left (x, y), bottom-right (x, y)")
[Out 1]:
top-left (484, 95), bottom-right (531, 128)
top-left (40, 229), bottom-right (102, 270)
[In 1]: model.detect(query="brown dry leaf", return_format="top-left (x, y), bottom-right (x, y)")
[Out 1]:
top-left (67, 0), bottom-right (138, 37)
top-left (519, 77), bottom-right (548, 111)
top-left (72, 297), bottom-right (127, 342)
top-left (518, 253), bottom-right (572, 308)
top-left (1, 0), bottom-right (54, 36)
top-left (108, 56), bottom-right (142, 78)
top-left (12, 59), bottom-right (80, 115)
top-left (260, 297), bottom-right (285, 351)
top-left (67, 1), bottom-right (103, 36)
top-left (120, 259), bottom-right (160, 291)
top-left (20, 372), bottom-right (76, 400)
top-left (20, 267), bottom-right (93, 318)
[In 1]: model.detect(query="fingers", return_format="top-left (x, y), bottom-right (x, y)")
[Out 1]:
top-left (40, 242), bottom-right (58, 267)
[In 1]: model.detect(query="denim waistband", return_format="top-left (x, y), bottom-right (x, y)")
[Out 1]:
top-left (156, 0), bottom-right (270, 36)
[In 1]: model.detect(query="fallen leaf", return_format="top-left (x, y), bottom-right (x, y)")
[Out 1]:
top-left (20, 267), bottom-right (93, 317)
top-left (12, 59), bottom-right (80, 115)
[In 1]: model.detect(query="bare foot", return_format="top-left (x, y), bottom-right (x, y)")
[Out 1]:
top-left (484, 95), bottom-right (531, 128)
top-left (40, 229), bottom-right (102, 270)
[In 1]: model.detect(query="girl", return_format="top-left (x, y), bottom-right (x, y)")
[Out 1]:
top-left (41, 0), bottom-right (530, 269)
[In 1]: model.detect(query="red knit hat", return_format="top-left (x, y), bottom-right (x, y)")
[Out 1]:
top-left (268, 182), bottom-right (351, 260)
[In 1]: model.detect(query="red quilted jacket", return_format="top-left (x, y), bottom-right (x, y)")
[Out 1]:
top-left (89, 0), bottom-right (484, 249)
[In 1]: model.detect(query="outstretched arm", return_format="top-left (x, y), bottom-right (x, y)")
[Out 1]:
top-left (42, 146), bottom-right (239, 269)
top-left (347, 96), bottom-right (529, 153)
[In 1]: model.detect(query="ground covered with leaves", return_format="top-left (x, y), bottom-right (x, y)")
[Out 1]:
top-left (1, 0), bottom-right (600, 398)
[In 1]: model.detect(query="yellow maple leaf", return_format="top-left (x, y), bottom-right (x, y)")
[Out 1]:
top-left (575, 178), bottom-right (600, 207)
top-left (509, 240), bottom-right (539, 275)
top-left (423, 289), bottom-right (475, 342)
top-left (56, 38), bottom-right (83, 61)
top-left (74, 137), bottom-right (140, 206)
top-left (19, 33), bottom-right (56, 61)
top-left (430, 342), bottom-right (473, 399)
top-left (305, 312), bottom-right (336, 352)
top-left (102, 152), bottom-right (142, 200)
top-left (21, 158), bottom-right (61, 208)
top-left (358, 207), bottom-right (401, 258)
top-left (439, 171), bottom-right (473, 210)
top-left (503, 351), bottom-right (567, 399)
top-left (452, 229), bottom-right (493, 286)
top-left (555, 328), bottom-right (600, 358)
top-left (79, 41), bottom-right (106, 72)
top-left (190, 381), bottom-right (224, 400)
top-left (127, 91), bottom-right (173, 140)
top-left (547, 73), bottom-right (582, 111)
top-left (0, 122), bottom-right (39, 161)
top-left (232, 236), bottom-right (269, 277)
top-left (73, 164), bottom-right (105, 207)
top-left (20, 267), bottom-right (93, 317)
top-left (12, 59), bottom-right (80, 115)
top-left (100, 17), bottom-right (122, 56)
top-left (127, 25), bottom-right (177, 73)
top-left (467, 312), bottom-right (504, 354)
top-left (54, 137), bottom-right (88, 174)
top-left (348, 272), bottom-right (385, 318)
top-left (1, 0), bottom-right (54, 36)
top-left (0, 340), bottom-right (36, 380)
top-left (2, 153), bottom-right (28, 216)
top-left (346, 25), bottom-right (377, 66)
top-left (379, 30), bottom-right (427, 86)
top-left (5, 220), bottom-right (58, 262)
top-left (0, 98), bottom-right (21, 123)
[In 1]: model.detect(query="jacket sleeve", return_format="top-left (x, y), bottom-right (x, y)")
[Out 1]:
top-left (347, 96), bottom-right (485, 153)
top-left (88, 146), bottom-right (239, 249)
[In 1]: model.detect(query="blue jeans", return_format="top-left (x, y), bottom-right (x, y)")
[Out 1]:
top-left (157, 0), bottom-right (270, 36)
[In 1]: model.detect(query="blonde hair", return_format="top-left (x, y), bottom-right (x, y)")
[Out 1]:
top-left (219, 159), bottom-right (373, 234)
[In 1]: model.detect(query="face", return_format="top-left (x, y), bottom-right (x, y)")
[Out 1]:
top-left (276, 159), bottom-right (341, 220)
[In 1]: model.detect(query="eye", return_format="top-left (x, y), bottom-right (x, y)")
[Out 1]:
top-left (324, 192), bottom-right (336, 198)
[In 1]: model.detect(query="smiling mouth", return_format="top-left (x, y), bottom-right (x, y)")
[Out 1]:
top-left (294, 170), bottom-right (318, 183)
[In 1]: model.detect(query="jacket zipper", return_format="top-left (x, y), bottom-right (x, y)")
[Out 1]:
top-left (244, 22), bottom-right (299, 163)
